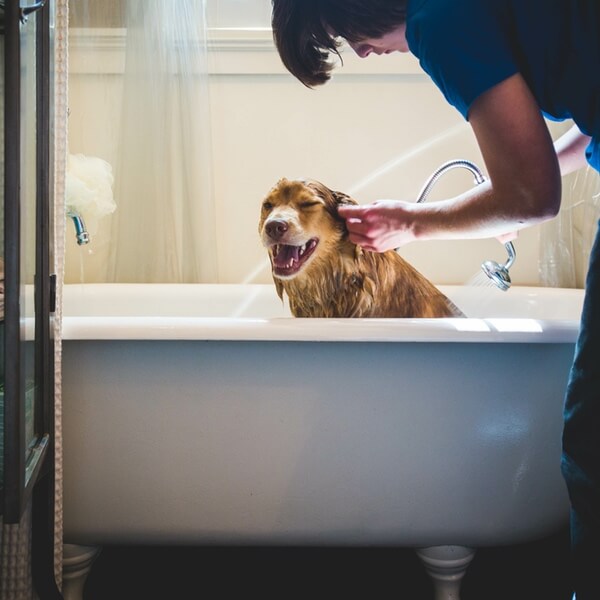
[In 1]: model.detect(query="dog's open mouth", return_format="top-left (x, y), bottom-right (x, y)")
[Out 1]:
top-left (271, 239), bottom-right (318, 277)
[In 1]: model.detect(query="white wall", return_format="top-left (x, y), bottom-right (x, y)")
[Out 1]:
top-left (66, 27), bottom-right (570, 285)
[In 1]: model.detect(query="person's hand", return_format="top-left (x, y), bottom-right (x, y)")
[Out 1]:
top-left (337, 200), bottom-right (415, 252)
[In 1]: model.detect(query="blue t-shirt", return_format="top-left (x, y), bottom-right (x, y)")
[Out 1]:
top-left (406, 0), bottom-right (600, 171)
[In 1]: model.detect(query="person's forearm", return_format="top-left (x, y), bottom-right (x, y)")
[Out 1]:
top-left (554, 124), bottom-right (591, 176)
top-left (407, 180), bottom-right (553, 242)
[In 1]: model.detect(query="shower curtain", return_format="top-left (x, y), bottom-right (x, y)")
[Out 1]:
top-left (539, 166), bottom-right (600, 288)
top-left (69, 0), bottom-right (216, 283)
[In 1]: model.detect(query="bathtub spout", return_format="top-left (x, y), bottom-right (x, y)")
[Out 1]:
top-left (414, 159), bottom-right (516, 291)
top-left (67, 211), bottom-right (90, 245)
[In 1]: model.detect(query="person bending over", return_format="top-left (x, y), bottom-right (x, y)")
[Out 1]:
top-left (270, 1), bottom-right (599, 599)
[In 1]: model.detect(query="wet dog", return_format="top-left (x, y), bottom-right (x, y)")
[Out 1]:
top-left (259, 178), bottom-right (464, 317)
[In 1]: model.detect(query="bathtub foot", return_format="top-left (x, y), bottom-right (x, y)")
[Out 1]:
top-left (62, 543), bottom-right (102, 600)
top-left (415, 545), bottom-right (475, 600)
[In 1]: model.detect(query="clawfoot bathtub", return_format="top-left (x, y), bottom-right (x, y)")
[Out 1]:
top-left (60, 283), bottom-right (582, 600)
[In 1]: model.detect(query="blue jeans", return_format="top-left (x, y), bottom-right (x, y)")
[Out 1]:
top-left (561, 220), bottom-right (600, 600)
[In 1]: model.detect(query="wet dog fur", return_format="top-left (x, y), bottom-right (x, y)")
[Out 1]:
top-left (259, 178), bottom-right (465, 318)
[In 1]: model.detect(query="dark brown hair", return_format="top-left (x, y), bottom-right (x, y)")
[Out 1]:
top-left (271, 0), bottom-right (408, 88)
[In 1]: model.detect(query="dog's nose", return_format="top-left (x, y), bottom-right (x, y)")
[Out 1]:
top-left (265, 219), bottom-right (288, 240)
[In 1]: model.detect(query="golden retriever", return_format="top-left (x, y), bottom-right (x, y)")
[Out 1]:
top-left (259, 178), bottom-right (465, 318)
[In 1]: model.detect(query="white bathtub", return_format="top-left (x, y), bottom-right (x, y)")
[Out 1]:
top-left (60, 283), bottom-right (583, 600)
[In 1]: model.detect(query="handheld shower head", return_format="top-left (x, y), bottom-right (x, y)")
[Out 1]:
top-left (481, 241), bottom-right (516, 292)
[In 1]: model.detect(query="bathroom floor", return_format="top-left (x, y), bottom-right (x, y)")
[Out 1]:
top-left (82, 525), bottom-right (572, 599)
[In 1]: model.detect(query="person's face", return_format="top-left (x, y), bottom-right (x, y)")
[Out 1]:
top-left (346, 24), bottom-right (409, 58)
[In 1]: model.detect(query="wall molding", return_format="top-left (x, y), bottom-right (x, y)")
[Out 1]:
top-left (68, 27), bottom-right (425, 77)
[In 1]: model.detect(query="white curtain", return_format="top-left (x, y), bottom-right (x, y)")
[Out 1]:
top-left (68, 0), bottom-right (217, 283)
top-left (539, 166), bottom-right (600, 288)
top-left (105, 0), bottom-right (216, 282)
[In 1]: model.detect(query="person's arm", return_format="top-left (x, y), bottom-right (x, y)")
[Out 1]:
top-left (339, 73), bottom-right (565, 251)
top-left (493, 124), bottom-right (591, 245)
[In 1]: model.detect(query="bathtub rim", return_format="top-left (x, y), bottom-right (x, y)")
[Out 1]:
top-left (60, 283), bottom-right (583, 343)
top-left (59, 316), bottom-right (580, 343)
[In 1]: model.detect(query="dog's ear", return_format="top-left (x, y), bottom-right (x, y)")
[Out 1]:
top-left (306, 180), bottom-right (359, 209)
top-left (304, 180), bottom-right (359, 225)
top-left (331, 190), bottom-right (359, 207)
top-left (329, 189), bottom-right (358, 228)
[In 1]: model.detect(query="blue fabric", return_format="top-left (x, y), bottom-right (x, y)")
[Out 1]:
top-left (406, 0), bottom-right (600, 171)
top-left (561, 221), bottom-right (600, 600)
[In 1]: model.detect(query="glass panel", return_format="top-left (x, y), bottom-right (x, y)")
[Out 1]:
top-left (68, 0), bottom-right (126, 27)
top-left (20, 7), bottom-right (38, 460)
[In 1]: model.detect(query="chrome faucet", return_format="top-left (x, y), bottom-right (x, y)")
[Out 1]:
top-left (67, 210), bottom-right (90, 245)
